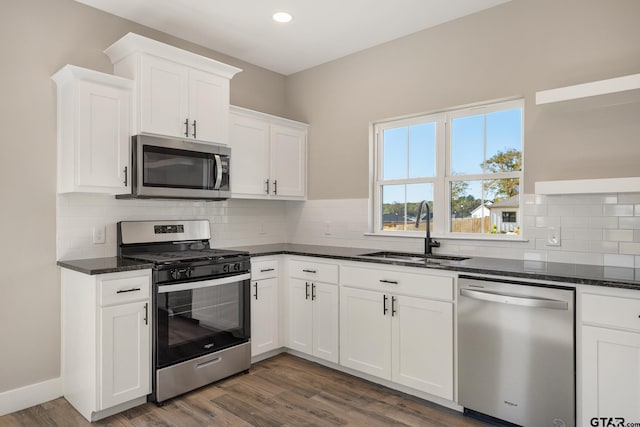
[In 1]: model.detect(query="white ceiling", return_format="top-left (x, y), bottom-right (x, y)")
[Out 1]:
top-left (75, 0), bottom-right (511, 75)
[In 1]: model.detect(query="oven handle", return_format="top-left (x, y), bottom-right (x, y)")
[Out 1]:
top-left (158, 273), bottom-right (250, 293)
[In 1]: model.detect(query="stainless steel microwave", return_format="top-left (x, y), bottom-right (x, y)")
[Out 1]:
top-left (118, 135), bottom-right (230, 201)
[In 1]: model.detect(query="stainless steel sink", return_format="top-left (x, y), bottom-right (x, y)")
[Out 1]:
top-left (358, 251), bottom-right (470, 263)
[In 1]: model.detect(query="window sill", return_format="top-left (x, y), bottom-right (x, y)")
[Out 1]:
top-left (364, 231), bottom-right (528, 243)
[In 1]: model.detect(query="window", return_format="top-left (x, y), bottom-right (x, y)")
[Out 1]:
top-left (372, 99), bottom-right (523, 239)
top-left (502, 212), bottom-right (517, 223)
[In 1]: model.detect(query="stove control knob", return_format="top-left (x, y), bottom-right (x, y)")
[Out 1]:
top-left (184, 267), bottom-right (192, 278)
top-left (223, 264), bottom-right (230, 273)
top-left (170, 269), bottom-right (180, 280)
top-left (234, 263), bottom-right (241, 271)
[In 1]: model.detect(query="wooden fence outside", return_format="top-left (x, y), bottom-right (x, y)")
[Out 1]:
top-left (384, 217), bottom-right (491, 233)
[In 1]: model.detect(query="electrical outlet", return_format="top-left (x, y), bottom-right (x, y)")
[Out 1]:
top-left (93, 226), bottom-right (106, 244)
top-left (546, 227), bottom-right (561, 246)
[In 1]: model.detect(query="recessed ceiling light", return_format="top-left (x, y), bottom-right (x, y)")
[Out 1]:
top-left (272, 11), bottom-right (293, 23)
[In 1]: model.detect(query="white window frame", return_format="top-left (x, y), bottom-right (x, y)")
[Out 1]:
top-left (370, 98), bottom-right (524, 240)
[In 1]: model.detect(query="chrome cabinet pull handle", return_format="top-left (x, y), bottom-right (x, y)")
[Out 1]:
top-left (265, 179), bottom-right (270, 194)
top-left (273, 180), bottom-right (278, 195)
top-left (260, 268), bottom-right (275, 273)
top-left (184, 118), bottom-right (189, 137)
top-left (254, 282), bottom-right (258, 300)
top-left (123, 166), bottom-right (128, 186)
top-left (192, 120), bottom-right (197, 139)
top-left (391, 296), bottom-right (397, 316)
top-left (311, 283), bottom-right (316, 301)
top-left (213, 154), bottom-right (222, 190)
top-left (143, 302), bottom-right (148, 325)
top-left (116, 287), bottom-right (141, 294)
top-left (383, 294), bottom-right (388, 315)
top-left (302, 269), bottom-right (317, 274)
top-left (379, 279), bottom-right (398, 285)
top-left (305, 282), bottom-right (310, 300)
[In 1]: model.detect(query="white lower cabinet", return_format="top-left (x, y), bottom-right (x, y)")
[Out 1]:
top-left (288, 258), bottom-right (339, 363)
top-left (250, 259), bottom-right (280, 357)
top-left (339, 264), bottom-right (454, 400)
top-left (61, 268), bottom-right (151, 422)
top-left (581, 289), bottom-right (640, 424)
top-left (99, 301), bottom-right (150, 410)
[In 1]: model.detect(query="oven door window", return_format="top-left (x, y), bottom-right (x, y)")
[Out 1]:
top-left (143, 145), bottom-right (216, 190)
top-left (156, 279), bottom-right (250, 367)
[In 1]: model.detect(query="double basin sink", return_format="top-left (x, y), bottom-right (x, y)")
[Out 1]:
top-left (358, 251), bottom-right (469, 265)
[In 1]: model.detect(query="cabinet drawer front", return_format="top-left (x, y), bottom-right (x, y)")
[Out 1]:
top-left (582, 293), bottom-right (640, 332)
top-left (251, 259), bottom-right (279, 280)
top-left (341, 265), bottom-right (453, 301)
top-left (289, 259), bottom-right (339, 284)
top-left (99, 273), bottom-right (151, 306)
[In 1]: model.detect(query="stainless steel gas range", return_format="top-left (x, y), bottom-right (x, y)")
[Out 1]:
top-left (117, 220), bottom-right (251, 404)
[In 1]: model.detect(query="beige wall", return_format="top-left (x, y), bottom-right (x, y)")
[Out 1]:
top-left (0, 0), bottom-right (286, 393)
top-left (286, 0), bottom-right (640, 199)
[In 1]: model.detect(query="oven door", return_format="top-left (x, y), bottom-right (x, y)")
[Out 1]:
top-left (156, 273), bottom-right (250, 368)
top-left (133, 135), bottom-right (230, 200)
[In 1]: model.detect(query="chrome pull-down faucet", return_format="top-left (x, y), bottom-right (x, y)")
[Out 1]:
top-left (416, 200), bottom-right (440, 255)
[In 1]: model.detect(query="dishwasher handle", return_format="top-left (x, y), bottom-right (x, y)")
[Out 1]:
top-left (460, 288), bottom-right (569, 310)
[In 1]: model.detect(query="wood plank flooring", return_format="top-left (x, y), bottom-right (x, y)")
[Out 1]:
top-left (0, 354), bottom-right (489, 427)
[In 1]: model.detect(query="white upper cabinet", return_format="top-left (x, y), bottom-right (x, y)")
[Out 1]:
top-left (229, 106), bottom-right (308, 200)
top-left (105, 33), bottom-right (241, 145)
top-left (52, 65), bottom-right (133, 195)
top-left (271, 124), bottom-right (307, 198)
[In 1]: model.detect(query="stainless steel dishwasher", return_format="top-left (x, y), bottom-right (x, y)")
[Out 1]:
top-left (458, 275), bottom-right (575, 427)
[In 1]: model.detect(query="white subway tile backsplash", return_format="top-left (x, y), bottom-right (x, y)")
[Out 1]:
top-left (620, 242), bottom-right (640, 256)
top-left (603, 204), bottom-right (635, 217)
top-left (535, 216), bottom-right (561, 228)
top-left (619, 194), bottom-right (640, 204)
top-left (57, 191), bottom-right (640, 268)
top-left (603, 254), bottom-right (635, 268)
top-left (588, 217), bottom-right (619, 229)
top-left (619, 217), bottom-right (640, 229)
top-left (603, 229), bottom-right (634, 242)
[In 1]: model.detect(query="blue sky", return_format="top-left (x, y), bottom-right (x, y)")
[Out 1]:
top-left (382, 108), bottom-right (522, 206)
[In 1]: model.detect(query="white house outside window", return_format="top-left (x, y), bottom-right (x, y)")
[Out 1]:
top-left (372, 99), bottom-right (523, 240)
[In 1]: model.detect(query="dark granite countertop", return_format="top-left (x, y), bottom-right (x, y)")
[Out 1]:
top-left (57, 257), bottom-right (153, 275)
top-left (225, 243), bottom-right (640, 291)
top-left (57, 244), bottom-right (640, 290)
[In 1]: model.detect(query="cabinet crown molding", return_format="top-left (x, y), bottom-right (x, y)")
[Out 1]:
top-left (104, 32), bottom-right (242, 79)
top-left (51, 64), bottom-right (134, 89)
top-left (230, 105), bottom-right (309, 129)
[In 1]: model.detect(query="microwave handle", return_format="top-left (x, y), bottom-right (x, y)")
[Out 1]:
top-left (213, 154), bottom-right (222, 190)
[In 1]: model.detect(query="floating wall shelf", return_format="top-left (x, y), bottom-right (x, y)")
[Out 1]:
top-left (535, 73), bottom-right (640, 107)
top-left (535, 177), bottom-right (640, 195)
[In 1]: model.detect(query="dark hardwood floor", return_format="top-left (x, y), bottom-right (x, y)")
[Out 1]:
top-left (0, 354), bottom-right (489, 426)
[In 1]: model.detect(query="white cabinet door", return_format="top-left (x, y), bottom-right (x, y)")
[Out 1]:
top-left (99, 300), bottom-right (150, 410)
top-left (270, 124), bottom-right (306, 197)
top-left (229, 113), bottom-right (271, 196)
top-left (340, 287), bottom-right (391, 379)
top-left (391, 296), bottom-right (453, 399)
top-left (250, 277), bottom-right (279, 357)
top-left (582, 325), bottom-right (640, 422)
top-left (312, 282), bottom-right (339, 363)
top-left (289, 278), bottom-right (313, 354)
top-left (140, 55), bottom-right (189, 138)
top-left (188, 68), bottom-right (228, 144)
top-left (76, 80), bottom-right (130, 191)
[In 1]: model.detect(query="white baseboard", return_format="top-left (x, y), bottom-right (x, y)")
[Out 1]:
top-left (0, 377), bottom-right (62, 417)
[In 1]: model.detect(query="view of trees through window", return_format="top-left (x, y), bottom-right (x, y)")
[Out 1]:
top-left (377, 101), bottom-right (523, 236)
